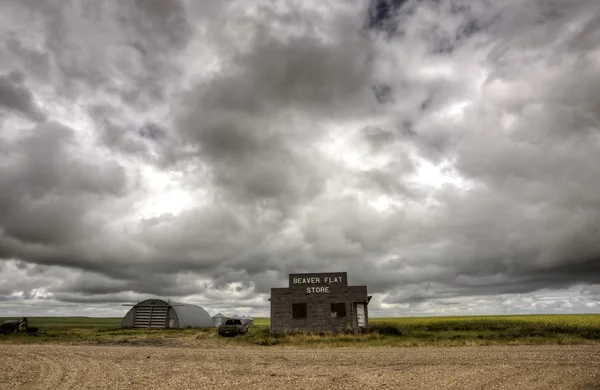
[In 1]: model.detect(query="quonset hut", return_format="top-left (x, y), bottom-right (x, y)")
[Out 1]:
top-left (121, 299), bottom-right (214, 329)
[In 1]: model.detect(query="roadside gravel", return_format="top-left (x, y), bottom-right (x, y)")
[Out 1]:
top-left (1, 344), bottom-right (599, 389)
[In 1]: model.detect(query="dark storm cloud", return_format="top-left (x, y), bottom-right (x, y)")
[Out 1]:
top-left (139, 122), bottom-right (166, 141)
top-left (0, 0), bottom-right (196, 159)
top-left (0, 121), bottom-right (130, 254)
top-left (366, 0), bottom-right (410, 35)
top-left (31, 0), bottom-right (191, 102)
top-left (1, 0), bottom-right (600, 316)
top-left (174, 3), bottom-right (376, 205)
top-left (362, 125), bottom-right (397, 149)
top-left (130, 0), bottom-right (191, 49)
top-left (195, 35), bottom-right (374, 115)
top-left (0, 72), bottom-right (45, 122)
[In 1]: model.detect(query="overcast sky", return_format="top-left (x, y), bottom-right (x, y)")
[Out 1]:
top-left (1, 0), bottom-right (600, 318)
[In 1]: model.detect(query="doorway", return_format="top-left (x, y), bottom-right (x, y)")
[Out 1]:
top-left (355, 302), bottom-right (366, 328)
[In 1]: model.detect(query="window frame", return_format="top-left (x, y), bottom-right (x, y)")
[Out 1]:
top-left (330, 302), bottom-right (347, 318)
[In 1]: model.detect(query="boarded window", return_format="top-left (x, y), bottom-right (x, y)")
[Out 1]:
top-left (292, 303), bottom-right (307, 319)
top-left (331, 303), bottom-right (346, 318)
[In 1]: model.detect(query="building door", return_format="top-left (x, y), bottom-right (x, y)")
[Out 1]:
top-left (356, 303), bottom-right (366, 328)
top-left (133, 305), bottom-right (168, 328)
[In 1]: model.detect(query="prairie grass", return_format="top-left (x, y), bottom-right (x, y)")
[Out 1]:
top-left (236, 314), bottom-right (600, 347)
top-left (1, 315), bottom-right (599, 347)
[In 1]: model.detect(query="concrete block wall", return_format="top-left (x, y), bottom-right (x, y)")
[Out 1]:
top-left (270, 272), bottom-right (369, 334)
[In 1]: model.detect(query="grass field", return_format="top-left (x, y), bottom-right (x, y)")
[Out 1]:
top-left (1, 314), bottom-right (599, 347)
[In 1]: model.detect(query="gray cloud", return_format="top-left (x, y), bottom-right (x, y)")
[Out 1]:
top-left (0, 121), bottom-right (129, 244)
top-left (0, 71), bottom-right (45, 121)
top-left (0, 0), bottom-right (599, 317)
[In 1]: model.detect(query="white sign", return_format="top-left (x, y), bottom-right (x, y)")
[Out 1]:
top-left (293, 277), bottom-right (320, 284)
top-left (356, 303), bottom-right (365, 328)
top-left (306, 286), bottom-right (329, 294)
top-left (292, 276), bottom-right (344, 285)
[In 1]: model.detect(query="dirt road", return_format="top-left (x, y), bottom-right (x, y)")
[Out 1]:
top-left (0, 344), bottom-right (599, 389)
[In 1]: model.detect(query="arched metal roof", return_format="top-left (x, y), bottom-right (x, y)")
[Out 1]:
top-left (169, 300), bottom-right (214, 328)
top-left (121, 299), bottom-right (214, 329)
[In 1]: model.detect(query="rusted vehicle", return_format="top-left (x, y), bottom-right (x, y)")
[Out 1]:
top-left (218, 319), bottom-right (248, 337)
top-left (0, 318), bottom-right (37, 335)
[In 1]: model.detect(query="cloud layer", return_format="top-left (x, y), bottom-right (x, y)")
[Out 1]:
top-left (1, 0), bottom-right (600, 317)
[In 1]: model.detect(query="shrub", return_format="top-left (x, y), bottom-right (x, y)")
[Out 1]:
top-left (367, 322), bottom-right (403, 336)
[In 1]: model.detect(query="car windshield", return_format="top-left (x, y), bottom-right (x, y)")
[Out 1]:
top-left (224, 319), bottom-right (241, 325)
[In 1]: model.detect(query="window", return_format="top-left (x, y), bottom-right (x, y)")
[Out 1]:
top-left (292, 303), bottom-right (307, 319)
top-left (331, 303), bottom-right (346, 318)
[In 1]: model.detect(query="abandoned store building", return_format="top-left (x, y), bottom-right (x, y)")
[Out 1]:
top-left (269, 272), bottom-right (371, 334)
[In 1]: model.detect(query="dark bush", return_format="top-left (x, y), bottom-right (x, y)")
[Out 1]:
top-left (368, 322), bottom-right (403, 336)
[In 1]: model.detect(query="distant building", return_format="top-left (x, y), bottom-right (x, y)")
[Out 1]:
top-left (241, 316), bottom-right (255, 327)
top-left (121, 299), bottom-right (214, 329)
top-left (211, 313), bottom-right (227, 327)
top-left (269, 272), bottom-right (371, 334)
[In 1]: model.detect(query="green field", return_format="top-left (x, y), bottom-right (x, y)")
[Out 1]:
top-left (0, 317), bottom-right (123, 328)
top-left (1, 315), bottom-right (599, 347)
top-left (0, 317), bottom-right (270, 329)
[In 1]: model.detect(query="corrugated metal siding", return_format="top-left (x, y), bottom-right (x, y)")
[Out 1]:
top-left (133, 306), bottom-right (151, 328)
top-left (212, 316), bottom-right (226, 327)
top-left (170, 301), bottom-right (214, 328)
top-left (121, 299), bottom-right (213, 329)
top-left (133, 305), bottom-right (168, 328)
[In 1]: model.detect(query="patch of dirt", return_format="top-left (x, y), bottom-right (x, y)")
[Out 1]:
top-left (91, 338), bottom-right (183, 347)
top-left (1, 344), bottom-right (599, 389)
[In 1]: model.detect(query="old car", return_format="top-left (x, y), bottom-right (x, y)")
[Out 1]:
top-left (0, 318), bottom-right (38, 335)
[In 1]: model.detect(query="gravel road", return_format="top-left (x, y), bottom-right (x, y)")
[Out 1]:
top-left (1, 344), bottom-right (599, 389)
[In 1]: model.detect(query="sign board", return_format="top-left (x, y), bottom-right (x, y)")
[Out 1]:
top-left (356, 303), bottom-right (366, 328)
top-left (288, 272), bottom-right (348, 294)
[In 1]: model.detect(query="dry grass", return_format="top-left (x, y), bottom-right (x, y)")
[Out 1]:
top-left (2, 314), bottom-right (600, 348)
